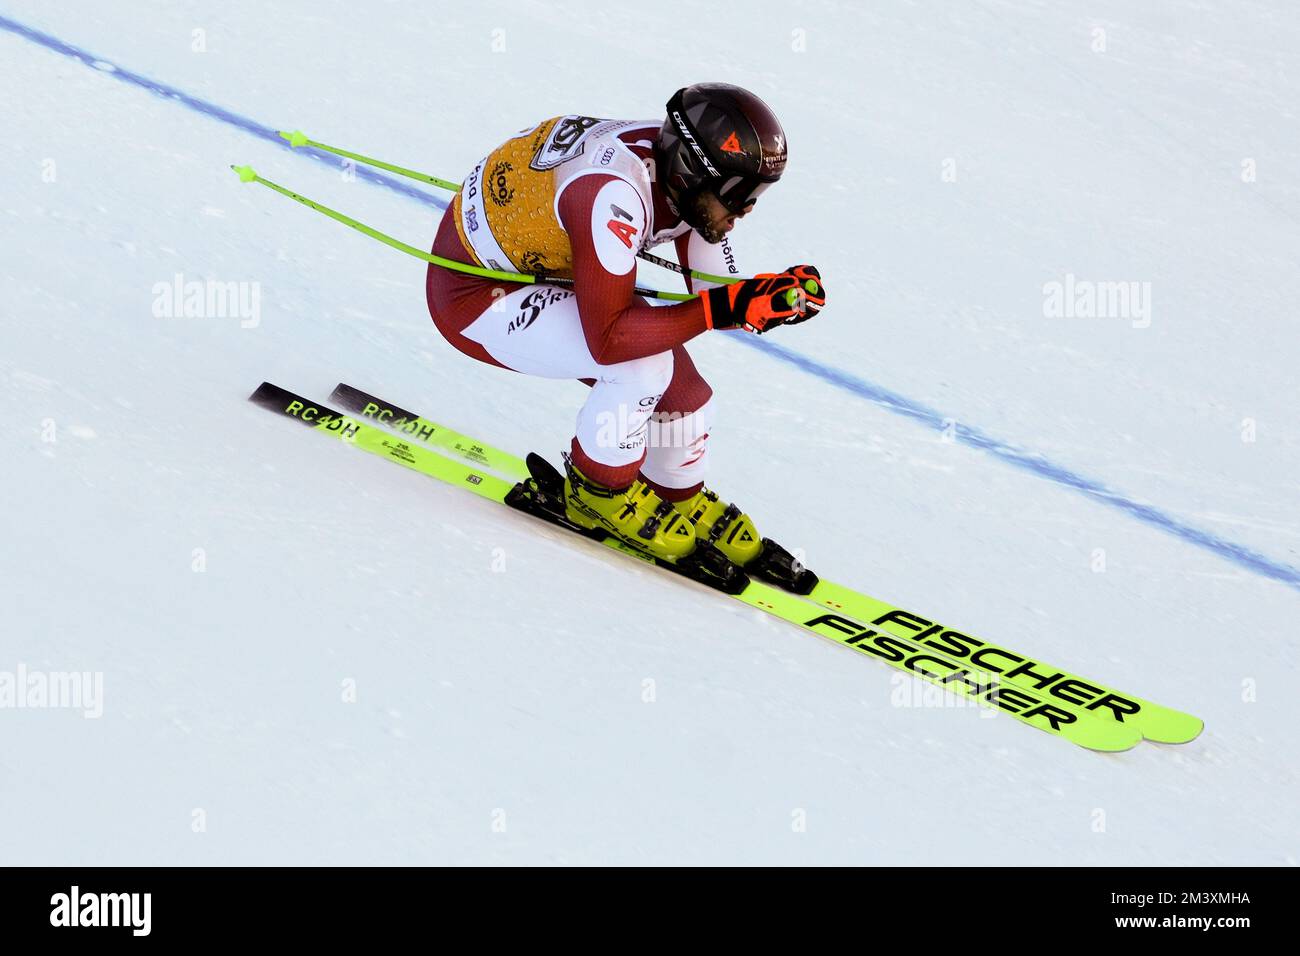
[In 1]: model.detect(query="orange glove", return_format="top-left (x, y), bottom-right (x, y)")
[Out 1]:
top-left (702, 265), bottom-right (826, 333)
top-left (780, 265), bottom-right (826, 325)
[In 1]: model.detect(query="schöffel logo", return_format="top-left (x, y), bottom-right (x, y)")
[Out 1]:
top-left (720, 235), bottom-right (737, 274)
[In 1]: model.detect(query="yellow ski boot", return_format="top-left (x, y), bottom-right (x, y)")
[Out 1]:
top-left (671, 487), bottom-right (764, 566)
top-left (563, 459), bottom-right (697, 561)
top-left (672, 486), bottom-right (819, 594)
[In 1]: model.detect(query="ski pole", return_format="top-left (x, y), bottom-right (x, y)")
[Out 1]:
top-left (229, 165), bottom-right (695, 301)
top-left (279, 130), bottom-right (462, 191)
top-left (277, 129), bottom-right (740, 286)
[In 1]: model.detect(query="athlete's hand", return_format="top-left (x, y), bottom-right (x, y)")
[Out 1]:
top-left (702, 265), bottom-right (826, 334)
top-left (780, 265), bottom-right (825, 325)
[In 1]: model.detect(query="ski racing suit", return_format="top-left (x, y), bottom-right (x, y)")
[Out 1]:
top-left (425, 115), bottom-right (742, 500)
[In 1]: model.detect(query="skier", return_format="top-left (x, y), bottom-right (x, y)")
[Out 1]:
top-left (425, 82), bottom-right (826, 568)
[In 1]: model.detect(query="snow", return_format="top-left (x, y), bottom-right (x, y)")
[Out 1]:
top-left (1, 0), bottom-right (1297, 865)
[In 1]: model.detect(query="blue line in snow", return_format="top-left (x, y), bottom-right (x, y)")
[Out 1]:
top-left (5, 12), bottom-right (1296, 592)
top-left (0, 13), bottom-right (448, 210)
top-left (732, 337), bottom-right (1300, 592)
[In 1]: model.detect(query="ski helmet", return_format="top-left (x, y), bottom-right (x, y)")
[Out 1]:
top-left (655, 83), bottom-right (787, 222)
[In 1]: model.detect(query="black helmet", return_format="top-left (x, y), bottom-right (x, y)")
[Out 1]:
top-left (655, 82), bottom-right (787, 221)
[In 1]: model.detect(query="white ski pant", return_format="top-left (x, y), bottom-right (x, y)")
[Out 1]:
top-left (461, 284), bottom-right (713, 489)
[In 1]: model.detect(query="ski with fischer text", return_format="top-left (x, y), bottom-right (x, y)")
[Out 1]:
top-left (248, 381), bottom-right (1203, 751)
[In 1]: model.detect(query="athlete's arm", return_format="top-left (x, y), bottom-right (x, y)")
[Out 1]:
top-left (674, 228), bottom-right (743, 292)
top-left (557, 174), bottom-right (707, 365)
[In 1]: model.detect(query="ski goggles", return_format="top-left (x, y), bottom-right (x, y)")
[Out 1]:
top-left (713, 174), bottom-right (777, 215)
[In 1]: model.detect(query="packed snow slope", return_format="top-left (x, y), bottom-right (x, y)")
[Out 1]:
top-left (2, 1), bottom-right (1297, 864)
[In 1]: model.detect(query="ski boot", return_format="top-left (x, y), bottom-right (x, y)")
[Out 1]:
top-left (563, 458), bottom-right (698, 561)
top-left (504, 453), bottom-right (750, 594)
top-left (670, 487), bottom-right (763, 566)
top-left (670, 487), bottom-right (819, 595)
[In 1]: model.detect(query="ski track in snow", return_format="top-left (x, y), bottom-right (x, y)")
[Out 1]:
top-left (2, 1), bottom-right (1298, 866)
top-left (3, 10), bottom-right (1295, 591)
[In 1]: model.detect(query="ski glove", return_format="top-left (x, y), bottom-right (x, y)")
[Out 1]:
top-left (701, 265), bottom-right (826, 334)
top-left (779, 265), bottom-right (826, 325)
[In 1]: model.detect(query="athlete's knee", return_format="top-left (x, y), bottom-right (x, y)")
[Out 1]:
top-left (649, 394), bottom-right (714, 452)
top-left (600, 349), bottom-right (675, 395)
top-left (641, 394), bottom-right (714, 496)
top-left (658, 345), bottom-right (713, 414)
